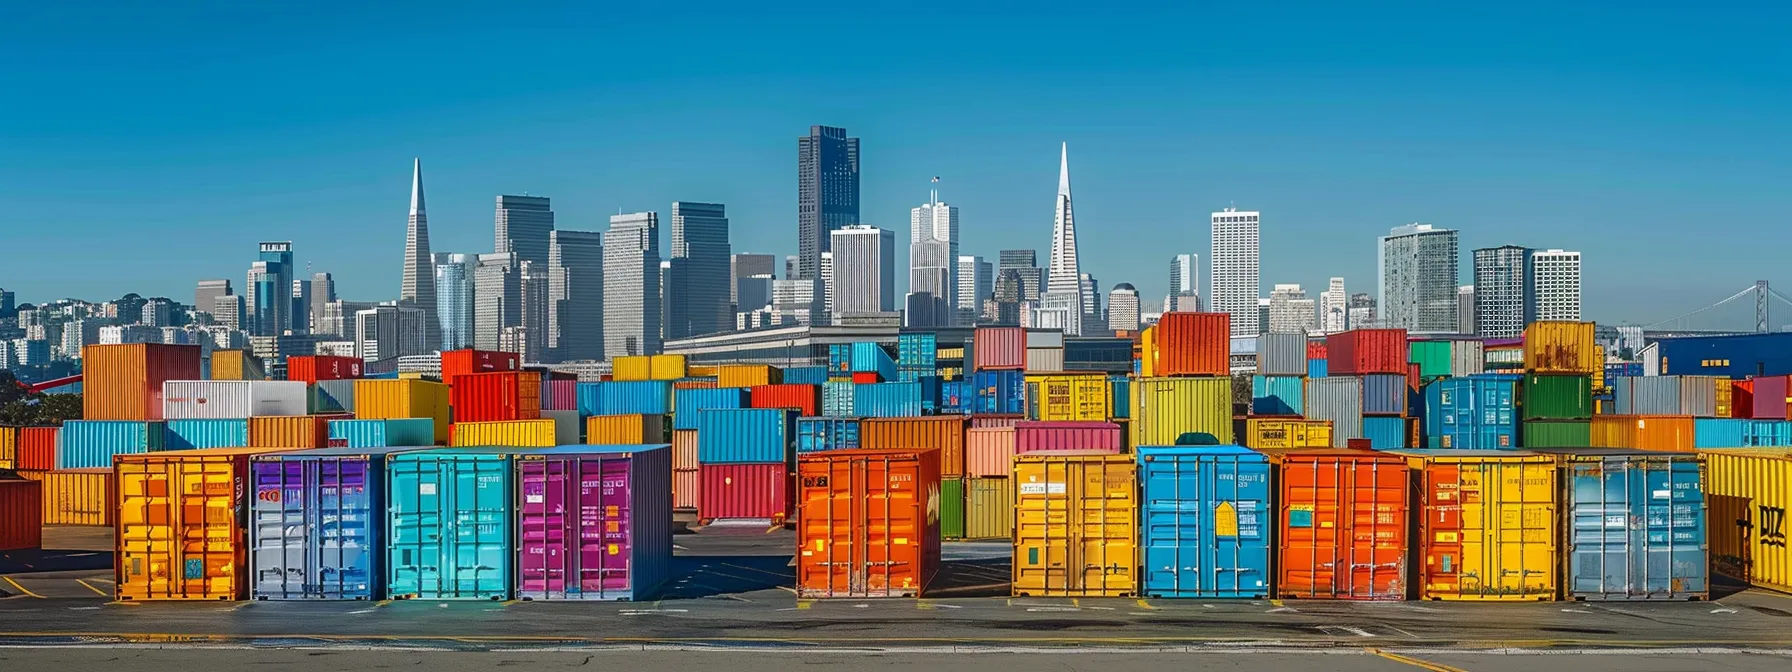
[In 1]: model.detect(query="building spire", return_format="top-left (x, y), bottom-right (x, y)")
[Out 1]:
top-left (1057, 142), bottom-right (1071, 198)
top-left (410, 158), bottom-right (426, 216)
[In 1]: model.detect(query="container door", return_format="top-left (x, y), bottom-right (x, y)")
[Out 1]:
top-left (1426, 460), bottom-right (1554, 600)
top-left (1350, 459), bottom-right (1408, 600)
top-left (388, 457), bottom-right (444, 598)
top-left (1633, 458), bottom-right (1706, 598)
top-left (1280, 458), bottom-right (1343, 597)
top-left (251, 459), bottom-right (309, 599)
top-left (317, 457), bottom-right (375, 600)
top-left (517, 459), bottom-right (559, 597)
top-left (1141, 456), bottom-right (1192, 596)
top-left (585, 456), bottom-right (636, 599)
top-left (452, 456), bottom-right (510, 599)
top-left (1567, 460), bottom-right (1628, 598)
top-left (1016, 460), bottom-right (1075, 595)
top-left (119, 457), bottom-right (241, 600)
top-left (1202, 455), bottom-right (1268, 598)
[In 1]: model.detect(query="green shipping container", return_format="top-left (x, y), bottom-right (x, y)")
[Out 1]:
top-left (1523, 419), bottom-right (1592, 447)
top-left (940, 477), bottom-right (965, 540)
top-left (1522, 374), bottom-right (1594, 420)
top-left (1409, 341), bottom-right (1453, 378)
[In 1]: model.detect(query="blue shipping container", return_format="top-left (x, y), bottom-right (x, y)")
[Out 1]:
top-left (1693, 418), bottom-right (1792, 448)
top-left (578, 381), bottom-right (674, 417)
top-left (828, 344), bottom-right (852, 378)
top-left (515, 445), bottom-right (674, 601)
top-left (972, 369), bottom-right (1026, 416)
top-left (387, 447), bottom-right (515, 600)
top-left (251, 446), bottom-right (415, 600)
top-left (1362, 416), bottom-right (1407, 450)
top-left (672, 388), bottom-right (748, 431)
top-left (697, 408), bottom-right (794, 463)
top-left (783, 366), bottom-right (829, 386)
top-left (57, 420), bottom-right (166, 469)
top-left (851, 342), bottom-right (897, 381)
top-left (796, 417), bottom-right (861, 453)
top-left (1425, 375), bottom-right (1519, 450)
top-left (1110, 376), bottom-right (1130, 419)
top-left (854, 382), bottom-right (924, 418)
top-left (328, 419), bottom-right (436, 449)
top-left (1137, 445), bottom-right (1272, 598)
top-left (941, 381), bottom-right (971, 415)
top-left (1558, 451), bottom-right (1707, 600)
top-left (1250, 375), bottom-right (1304, 416)
top-left (1308, 359), bottom-right (1329, 379)
top-left (164, 419), bottom-right (249, 450)
top-left (1361, 374), bottom-right (1407, 415)
top-left (898, 333), bottom-right (939, 370)
top-left (822, 381), bottom-right (856, 417)
top-left (917, 375), bottom-right (942, 415)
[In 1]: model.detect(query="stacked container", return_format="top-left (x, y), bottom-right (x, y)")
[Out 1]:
top-left (1025, 329), bottom-right (1065, 373)
top-left (719, 364), bottom-right (782, 388)
top-left (672, 429), bottom-right (699, 511)
top-left (1424, 374), bottom-right (1520, 449)
top-left (328, 419), bottom-right (435, 449)
top-left (896, 333), bottom-right (938, 382)
top-left (0, 425), bottom-right (16, 470)
top-left (1135, 445), bottom-right (1269, 598)
top-left (356, 379), bottom-right (451, 444)
top-left (39, 468), bottom-right (115, 526)
top-left (1236, 418), bottom-right (1334, 449)
top-left (439, 349), bottom-right (521, 387)
top-left (1132, 377), bottom-right (1232, 446)
top-left (796, 448), bottom-right (942, 598)
top-left (796, 417), bottom-right (861, 453)
top-left (696, 408), bottom-right (795, 524)
top-left (577, 381), bottom-right (675, 417)
top-left (56, 420), bottom-right (166, 468)
top-left (1319, 329), bottom-right (1410, 449)
top-left (673, 388), bottom-right (748, 430)
top-left (83, 343), bottom-right (202, 421)
top-left (585, 414), bottom-right (669, 445)
top-left (1521, 322), bottom-right (1597, 447)
top-left (450, 371), bottom-right (542, 423)
top-left (286, 355), bottom-right (364, 384)
top-left (750, 384), bottom-right (822, 418)
top-left (1703, 449), bottom-right (1792, 594)
top-left (516, 444), bottom-right (674, 601)
top-left (862, 416), bottom-right (967, 538)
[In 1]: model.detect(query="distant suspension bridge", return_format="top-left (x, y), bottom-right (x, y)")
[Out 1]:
top-left (1641, 281), bottom-right (1792, 335)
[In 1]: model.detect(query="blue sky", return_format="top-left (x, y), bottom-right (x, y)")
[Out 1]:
top-left (1, 2), bottom-right (1787, 326)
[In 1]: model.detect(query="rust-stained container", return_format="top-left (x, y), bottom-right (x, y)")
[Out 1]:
top-left (0, 425), bottom-right (16, 470)
top-left (247, 415), bottom-right (336, 448)
top-left (1326, 329), bottom-right (1409, 376)
top-left (0, 480), bottom-right (43, 550)
top-left (1271, 449), bottom-right (1410, 600)
top-left (355, 379), bottom-right (451, 444)
top-left (718, 364), bottom-right (782, 388)
top-left (1704, 449), bottom-right (1792, 594)
top-left (1240, 418), bottom-right (1335, 449)
top-left (1014, 421), bottom-right (1123, 454)
top-left (698, 462), bottom-right (790, 524)
top-left (40, 468), bottom-right (116, 526)
top-left (861, 416), bottom-right (968, 477)
top-left (440, 349), bottom-right (521, 387)
top-left (18, 426), bottom-right (58, 471)
top-left (973, 327), bottom-right (1026, 370)
top-left (116, 447), bottom-right (292, 600)
top-left (796, 448), bottom-right (941, 598)
top-left (1013, 453), bottom-right (1137, 597)
top-left (964, 477), bottom-right (1015, 539)
top-left (673, 429), bottom-right (699, 510)
top-left (285, 355), bottom-right (363, 384)
top-left (1024, 373), bottom-right (1111, 421)
top-left (750, 384), bottom-right (822, 418)
top-left (1408, 450), bottom-right (1559, 601)
top-left (450, 371), bottom-right (542, 423)
top-left (209, 349), bottom-right (263, 381)
top-left (586, 414), bottom-right (669, 444)
top-left (1591, 415), bottom-right (1697, 452)
top-left (83, 343), bottom-right (203, 421)
top-left (965, 427), bottom-right (1018, 478)
top-left (1149, 312), bottom-right (1230, 377)
top-left (1524, 321), bottom-right (1598, 375)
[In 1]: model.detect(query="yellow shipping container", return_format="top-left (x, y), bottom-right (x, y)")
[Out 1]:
top-left (355, 379), bottom-right (450, 444)
top-left (964, 477), bottom-right (1014, 540)
top-left (1013, 454), bottom-right (1137, 597)
top-left (688, 364), bottom-right (720, 378)
top-left (717, 364), bottom-right (781, 388)
top-left (248, 416), bottom-right (330, 448)
top-left (1704, 449), bottom-right (1792, 594)
top-left (1715, 378), bottom-right (1734, 419)
top-left (1025, 373), bottom-right (1111, 421)
top-left (1404, 451), bottom-right (1559, 601)
top-left (1242, 418), bottom-right (1334, 449)
top-left (649, 354), bottom-right (688, 380)
top-left (1524, 321), bottom-right (1597, 375)
top-left (613, 356), bottom-right (653, 382)
top-left (1592, 345), bottom-right (1606, 392)
top-left (397, 372), bottom-right (428, 380)
top-left (41, 468), bottom-right (115, 526)
top-left (0, 425), bottom-right (16, 470)
top-left (116, 447), bottom-right (287, 601)
top-left (1138, 326), bottom-right (1158, 378)
top-left (1130, 377), bottom-right (1233, 447)
top-left (586, 414), bottom-right (669, 444)
top-left (451, 419), bottom-right (557, 447)
top-left (209, 349), bottom-right (265, 381)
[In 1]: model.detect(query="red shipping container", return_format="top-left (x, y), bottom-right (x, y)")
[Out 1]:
top-left (969, 415), bottom-right (1024, 429)
top-left (18, 426), bottom-right (58, 471)
top-left (0, 479), bottom-right (43, 551)
top-left (699, 463), bottom-right (790, 524)
top-left (1733, 380), bottom-right (1756, 419)
top-left (1752, 376), bottom-right (1788, 420)
top-left (1013, 421), bottom-right (1123, 454)
top-left (285, 355), bottom-right (364, 383)
top-left (851, 372), bottom-right (882, 384)
top-left (440, 349), bottom-right (521, 387)
top-left (83, 343), bottom-right (202, 421)
top-left (1326, 329), bottom-right (1409, 376)
top-left (1152, 312), bottom-right (1230, 377)
top-left (1408, 362), bottom-right (1422, 392)
top-left (973, 327), bottom-right (1026, 371)
top-left (1275, 449), bottom-right (1410, 600)
top-left (750, 384), bottom-right (822, 418)
top-left (1307, 340), bottom-right (1328, 361)
top-left (450, 371), bottom-right (542, 422)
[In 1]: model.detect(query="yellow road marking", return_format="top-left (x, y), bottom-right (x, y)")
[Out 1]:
top-left (795, 600), bottom-right (813, 610)
top-left (1269, 599), bottom-right (1285, 607)
top-left (1370, 649), bottom-right (1470, 672)
top-left (2, 577), bottom-right (44, 599)
top-left (765, 525), bottom-right (783, 534)
top-left (1135, 599), bottom-right (1157, 610)
top-left (917, 600), bottom-right (935, 611)
top-left (1071, 598), bottom-right (1080, 607)
top-left (75, 579), bottom-right (110, 597)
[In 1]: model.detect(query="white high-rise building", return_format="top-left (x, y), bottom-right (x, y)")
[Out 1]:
top-left (1379, 223), bottom-right (1460, 333)
top-left (906, 238), bottom-right (953, 327)
top-left (1458, 286), bottom-right (1477, 334)
top-left (399, 159), bottom-right (439, 349)
top-left (1473, 246), bottom-right (1532, 338)
top-left (434, 253), bottom-right (477, 351)
top-left (830, 225), bottom-right (895, 317)
top-left (354, 302), bottom-right (427, 362)
top-left (309, 273), bottom-right (335, 336)
top-left (957, 256), bottom-right (992, 326)
top-left (1045, 143), bottom-right (1086, 335)
top-left (910, 190), bottom-right (959, 320)
top-left (1348, 293), bottom-right (1378, 329)
top-left (1268, 284), bottom-right (1319, 334)
top-left (1211, 208), bottom-right (1261, 336)
top-left (819, 252), bottom-right (835, 318)
top-left (548, 231), bottom-right (604, 361)
top-left (1531, 249), bottom-right (1583, 321)
top-left (1108, 283), bottom-right (1141, 332)
top-left (1320, 277), bottom-right (1348, 333)
top-left (603, 212), bottom-right (661, 358)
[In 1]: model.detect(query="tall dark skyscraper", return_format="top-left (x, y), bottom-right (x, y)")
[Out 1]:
top-left (797, 125), bottom-right (860, 319)
top-left (669, 202), bottom-right (731, 339)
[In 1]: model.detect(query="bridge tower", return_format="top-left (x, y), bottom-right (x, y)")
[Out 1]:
top-left (1758, 280), bottom-right (1770, 333)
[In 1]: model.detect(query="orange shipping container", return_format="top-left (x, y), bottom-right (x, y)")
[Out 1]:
top-left (1150, 312), bottom-right (1231, 377)
top-left (1590, 415), bottom-right (1696, 452)
top-left (0, 425), bottom-right (17, 470)
top-left (750, 384), bottom-right (822, 418)
top-left (1524, 321), bottom-right (1598, 375)
top-left (248, 415), bottom-right (336, 448)
top-left (674, 379), bottom-right (719, 390)
top-left (796, 448), bottom-right (942, 598)
top-left (0, 480), bottom-right (43, 550)
top-left (586, 414), bottom-right (669, 444)
top-left (41, 468), bottom-right (117, 526)
top-left (1271, 449), bottom-right (1410, 600)
top-left (83, 343), bottom-right (202, 421)
top-left (673, 429), bottom-right (699, 509)
top-left (861, 416), bottom-right (968, 477)
top-left (718, 365), bottom-right (782, 388)
top-left (18, 426), bottom-right (58, 471)
top-left (965, 427), bottom-right (1017, 478)
top-left (116, 447), bottom-right (291, 600)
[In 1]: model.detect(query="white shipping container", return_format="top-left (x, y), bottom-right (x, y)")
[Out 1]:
top-left (162, 380), bottom-right (310, 419)
top-left (1025, 347), bottom-right (1065, 373)
top-left (1451, 340), bottom-right (1485, 377)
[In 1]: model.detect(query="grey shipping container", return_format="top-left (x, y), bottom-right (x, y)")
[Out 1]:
top-left (1452, 341), bottom-right (1485, 377)
top-left (1026, 330), bottom-right (1065, 350)
top-left (1026, 348), bottom-right (1065, 373)
top-left (1304, 377), bottom-right (1363, 447)
top-left (1256, 333), bottom-right (1307, 376)
top-left (1615, 376), bottom-right (1720, 417)
top-left (1361, 374), bottom-right (1407, 415)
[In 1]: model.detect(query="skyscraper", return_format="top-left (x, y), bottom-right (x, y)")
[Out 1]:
top-left (731, 253), bottom-right (776, 305)
top-left (1531, 249), bottom-right (1583, 322)
top-left (1211, 208), bottom-right (1261, 336)
top-left (495, 195), bottom-right (555, 269)
top-left (998, 250), bottom-right (1042, 302)
top-left (659, 260), bottom-right (673, 343)
top-left (354, 303), bottom-right (427, 362)
top-left (1045, 143), bottom-right (1086, 336)
top-left (212, 295), bottom-right (246, 331)
top-left (956, 256), bottom-right (992, 325)
top-left (1268, 284), bottom-right (1319, 334)
top-left (1321, 277), bottom-right (1348, 334)
top-left (309, 273), bottom-right (335, 336)
top-left (906, 237), bottom-right (953, 327)
top-left (1348, 293), bottom-right (1378, 330)
top-left (604, 212), bottom-right (661, 358)
top-left (194, 280), bottom-right (231, 319)
top-left (1108, 283), bottom-right (1141, 332)
top-left (248, 242), bottom-right (293, 337)
top-left (1458, 285), bottom-right (1478, 334)
top-left (1378, 224), bottom-right (1460, 333)
top-left (473, 253), bottom-right (521, 351)
top-left (1168, 254), bottom-right (1198, 309)
top-left (797, 126), bottom-right (861, 317)
top-left (830, 225), bottom-right (895, 316)
top-left (548, 231), bottom-right (604, 361)
top-left (518, 260), bottom-right (550, 362)
top-left (989, 268), bottom-right (1023, 325)
top-left (1080, 273), bottom-right (1101, 328)
top-left (399, 159), bottom-right (439, 349)
top-left (434, 253), bottom-right (477, 351)
top-left (290, 279), bottom-right (311, 334)
top-left (670, 202), bottom-right (731, 339)
top-left (1473, 245), bottom-right (1533, 338)
top-left (819, 252), bottom-right (835, 318)
top-left (911, 188), bottom-right (960, 320)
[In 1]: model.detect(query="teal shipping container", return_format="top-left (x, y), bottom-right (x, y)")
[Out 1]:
top-left (577, 381), bottom-right (674, 417)
top-left (853, 382), bottom-right (923, 418)
top-left (898, 333), bottom-right (939, 370)
top-left (784, 366), bottom-right (829, 386)
top-left (822, 381), bottom-right (856, 417)
top-left (1110, 376), bottom-right (1130, 419)
top-left (851, 342), bottom-right (897, 381)
top-left (57, 420), bottom-right (166, 469)
top-left (1425, 375), bottom-right (1519, 450)
top-left (1251, 375), bottom-right (1304, 416)
top-left (387, 447), bottom-right (518, 600)
top-left (1137, 445), bottom-right (1272, 598)
top-left (164, 419), bottom-right (249, 450)
top-left (828, 344), bottom-right (852, 378)
top-left (1692, 418), bottom-right (1792, 448)
top-left (697, 408), bottom-right (795, 464)
top-left (251, 446), bottom-right (417, 600)
top-left (328, 419), bottom-right (436, 449)
top-left (796, 417), bottom-right (860, 453)
top-left (672, 388), bottom-right (748, 431)
top-left (1409, 341), bottom-right (1452, 378)
top-left (1533, 448), bottom-right (1708, 601)
top-left (311, 379), bottom-right (356, 414)
top-left (1362, 416), bottom-right (1406, 450)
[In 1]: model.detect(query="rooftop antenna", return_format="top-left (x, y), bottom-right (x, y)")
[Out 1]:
top-left (931, 176), bottom-right (940, 207)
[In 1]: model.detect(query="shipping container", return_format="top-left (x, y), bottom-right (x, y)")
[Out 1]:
top-left (1024, 373), bottom-right (1110, 422)
top-left (850, 342), bottom-right (897, 383)
top-left (1250, 375), bottom-right (1304, 416)
top-left (718, 364), bottom-right (782, 388)
top-left (1693, 419), bottom-right (1792, 448)
top-left (1136, 445), bottom-right (1270, 598)
top-left (1147, 313), bottom-right (1230, 377)
top-left (1452, 340), bottom-right (1486, 377)
top-left (796, 417), bottom-right (861, 453)
top-left (1409, 341), bottom-right (1453, 378)
top-left (611, 355), bottom-right (654, 381)
top-left (973, 327), bottom-right (1026, 371)
top-left (450, 371), bottom-right (542, 423)
top-left (673, 430), bottom-right (699, 510)
top-left (162, 380), bottom-right (309, 420)
top-left (517, 445), bottom-right (674, 601)
top-left (972, 369), bottom-right (1026, 415)
top-left (16, 426), bottom-right (58, 471)
top-left (450, 419), bottom-right (558, 447)
top-left (673, 378), bottom-right (719, 391)
top-left (440, 349), bottom-right (520, 387)
top-left (861, 416), bottom-right (966, 476)
top-left (1529, 448), bottom-right (1707, 601)
top-left (249, 415), bottom-right (335, 449)
top-left (940, 380), bottom-right (971, 415)
top-left (1024, 348), bottom-right (1065, 373)
top-left (965, 427), bottom-right (1017, 478)
top-left (647, 354), bottom-right (687, 380)
top-left (899, 333), bottom-right (939, 370)
top-left (387, 447), bottom-right (516, 600)
top-left (1109, 376), bottom-right (1130, 419)
top-left (311, 379), bottom-right (356, 415)
top-left (1255, 333), bottom-right (1307, 376)
top-left (1523, 374), bottom-right (1594, 420)
top-left (750, 384), bottom-right (822, 418)
top-left (40, 468), bottom-right (115, 526)
top-left (796, 448), bottom-right (941, 598)
top-left (697, 408), bottom-right (794, 464)
top-left (209, 349), bottom-right (263, 381)
top-left (1238, 418), bottom-right (1333, 449)
top-left (57, 420), bottom-right (165, 469)
top-left (1363, 416), bottom-right (1406, 449)
top-left (537, 373), bottom-right (577, 412)
top-left (964, 477), bottom-right (1013, 539)
top-left (164, 419), bottom-right (248, 450)
top-left (1308, 358), bottom-right (1329, 378)
top-left (854, 382), bottom-right (924, 418)
top-left (699, 462), bottom-right (790, 523)
top-left (1426, 375), bottom-right (1519, 450)
top-left (116, 447), bottom-right (288, 600)
top-left (784, 365), bottom-right (829, 386)
top-left (821, 381), bottom-right (856, 417)
top-left (83, 343), bottom-right (202, 421)
top-left (828, 343), bottom-right (853, 378)
top-left (585, 414), bottom-right (669, 445)
top-left (250, 446), bottom-right (415, 600)
top-left (1362, 374), bottom-right (1408, 416)
top-left (1014, 421), bottom-right (1122, 454)
top-left (1524, 321), bottom-right (1598, 375)
top-left (328, 418), bottom-right (435, 449)
top-left (0, 425), bottom-right (16, 470)
top-left (939, 477), bottom-right (965, 539)
top-left (673, 388), bottom-right (748, 431)
top-left (1408, 450), bottom-right (1559, 601)
top-left (1273, 449), bottom-right (1410, 600)
top-left (578, 381), bottom-right (674, 417)
top-left (1327, 329), bottom-right (1409, 376)
top-left (1592, 415), bottom-right (1697, 452)
top-left (286, 355), bottom-right (363, 384)
top-left (0, 480), bottom-right (42, 550)
top-left (1751, 376), bottom-right (1789, 420)
top-left (1131, 377), bottom-right (1233, 447)
top-left (1704, 450), bottom-right (1792, 594)
top-left (1305, 378), bottom-right (1364, 447)
top-left (356, 379), bottom-right (451, 444)
top-left (1013, 453), bottom-right (1138, 597)
top-left (1524, 420), bottom-right (1592, 448)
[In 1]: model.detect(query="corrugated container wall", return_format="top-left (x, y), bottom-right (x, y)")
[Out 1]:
top-left (1150, 312), bottom-right (1230, 377)
top-left (1452, 340), bottom-right (1486, 377)
top-left (1409, 341), bottom-right (1453, 378)
top-left (1239, 418), bottom-right (1334, 449)
top-left (796, 417), bottom-right (861, 453)
top-left (1026, 374), bottom-right (1110, 422)
top-left (311, 379), bottom-right (356, 415)
top-left (1308, 358), bottom-right (1329, 378)
top-left (251, 447), bottom-right (404, 600)
top-left (354, 379), bottom-right (451, 444)
top-left (699, 463), bottom-right (790, 523)
top-left (750, 384), bottom-right (822, 418)
top-left (1546, 449), bottom-right (1706, 600)
top-left (972, 369), bottom-right (1026, 415)
top-left (718, 364), bottom-right (782, 388)
top-left (163, 380), bottom-right (310, 420)
top-left (1693, 419), bottom-right (1792, 448)
top-left (517, 445), bottom-right (675, 601)
top-left (585, 414), bottom-right (669, 445)
top-left (1251, 375), bottom-right (1304, 416)
top-left (286, 355), bottom-right (364, 383)
top-left (1361, 374), bottom-right (1408, 416)
top-left (861, 416), bottom-right (966, 476)
top-left (540, 373), bottom-right (578, 412)
top-left (973, 327), bottom-right (1026, 370)
top-left (851, 343), bottom-right (897, 382)
top-left (1362, 416), bottom-right (1406, 449)
top-left (450, 419), bottom-right (558, 447)
top-left (1524, 420), bottom-right (1591, 447)
top-left (898, 333), bottom-right (939, 370)
top-left (578, 381), bottom-right (674, 417)
top-left (1275, 450), bottom-right (1409, 599)
top-left (1411, 451), bottom-right (1559, 600)
top-left (1137, 445), bottom-right (1271, 598)
top-left (964, 477), bottom-right (1014, 540)
top-left (1326, 329), bottom-right (1408, 376)
top-left (1256, 333), bottom-right (1307, 376)
top-left (17, 426), bottom-right (58, 471)
top-left (672, 430), bottom-right (699, 510)
top-left (611, 356), bottom-right (653, 381)
top-left (83, 343), bottom-right (202, 421)
top-left (0, 480), bottom-right (43, 550)
top-left (1025, 347), bottom-right (1065, 373)
top-left (1014, 421), bottom-right (1122, 454)
top-left (697, 409), bottom-right (794, 463)
top-left (41, 468), bottom-right (115, 526)
top-left (248, 415), bottom-right (334, 448)
top-left (1614, 376), bottom-right (1722, 418)
top-left (1592, 415), bottom-right (1696, 452)
top-left (386, 448), bottom-right (514, 600)
top-left (439, 349), bottom-right (521, 387)
top-left (796, 448), bottom-right (942, 598)
top-left (1305, 378), bottom-right (1364, 447)
top-left (1131, 377), bottom-right (1233, 446)
top-left (1704, 450), bottom-right (1792, 594)
top-left (327, 418), bottom-right (435, 449)
top-left (821, 382), bottom-right (856, 417)
top-left (648, 354), bottom-right (687, 380)
top-left (0, 426), bottom-right (17, 470)
top-left (965, 427), bottom-right (1017, 477)
top-left (1013, 454), bottom-right (1138, 597)
top-left (1753, 376), bottom-right (1789, 420)
top-left (57, 420), bottom-right (165, 469)
top-left (116, 448), bottom-right (279, 600)
top-left (783, 366), bottom-right (828, 386)
top-left (1524, 321), bottom-right (1598, 374)
top-left (163, 419), bottom-right (248, 450)
top-left (209, 349), bottom-right (261, 381)
top-left (854, 382), bottom-right (924, 418)
top-left (1425, 376), bottom-right (1518, 450)
top-left (1522, 374), bottom-right (1594, 420)
top-left (673, 388), bottom-right (748, 431)
top-left (449, 371), bottom-right (542, 423)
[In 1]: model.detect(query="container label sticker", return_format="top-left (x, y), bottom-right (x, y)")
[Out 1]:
top-left (418, 483), bottom-right (436, 496)
top-left (1019, 482), bottom-right (1066, 495)
top-left (608, 544), bottom-right (619, 555)
top-left (1215, 501), bottom-right (1239, 537)
top-left (1653, 489), bottom-right (1671, 500)
top-left (1289, 505), bottom-right (1314, 528)
top-left (1605, 514), bottom-right (1626, 528)
top-left (525, 494), bottom-right (544, 504)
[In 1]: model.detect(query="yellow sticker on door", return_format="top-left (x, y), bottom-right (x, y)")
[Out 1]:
top-left (1215, 501), bottom-right (1238, 537)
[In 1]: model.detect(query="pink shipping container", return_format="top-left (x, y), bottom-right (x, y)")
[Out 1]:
top-left (974, 327), bottom-right (1026, 371)
top-left (1013, 421), bottom-right (1123, 454)
top-left (516, 445), bottom-right (673, 601)
top-left (1326, 329), bottom-right (1409, 376)
top-left (970, 415), bottom-right (1025, 429)
top-left (542, 373), bottom-right (579, 412)
top-left (965, 427), bottom-right (1017, 478)
top-left (1753, 376), bottom-right (1789, 420)
top-left (699, 463), bottom-right (790, 524)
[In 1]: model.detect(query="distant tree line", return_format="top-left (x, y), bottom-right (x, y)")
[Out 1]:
top-left (0, 371), bottom-right (82, 427)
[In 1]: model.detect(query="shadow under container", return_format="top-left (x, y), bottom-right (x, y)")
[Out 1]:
top-left (1402, 450), bottom-right (1559, 601)
top-left (517, 444), bottom-right (674, 601)
top-left (796, 448), bottom-right (942, 598)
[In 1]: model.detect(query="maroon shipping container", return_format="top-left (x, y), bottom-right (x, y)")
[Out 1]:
top-left (1013, 421), bottom-right (1123, 454)
top-left (1754, 376), bottom-right (1789, 420)
top-left (18, 426), bottom-right (58, 471)
top-left (542, 373), bottom-right (579, 412)
top-left (750, 384), bottom-right (822, 418)
top-left (286, 355), bottom-right (364, 383)
top-left (973, 327), bottom-right (1026, 371)
top-left (1326, 329), bottom-right (1409, 376)
top-left (0, 479), bottom-right (42, 550)
top-left (440, 349), bottom-right (521, 387)
top-left (450, 371), bottom-right (542, 422)
top-left (699, 463), bottom-right (791, 524)
top-left (516, 446), bottom-right (673, 601)
top-left (1152, 312), bottom-right (1231, 377)
top-left (969, 415), bottom-right (1025, 429)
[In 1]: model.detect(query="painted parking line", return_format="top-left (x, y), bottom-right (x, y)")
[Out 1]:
top-left (2, 577), bottom-right (44, 599)
top-left (74, 579), bottom-right (109, 597)
top-left (1368, 649), bottom-right (1470, 672)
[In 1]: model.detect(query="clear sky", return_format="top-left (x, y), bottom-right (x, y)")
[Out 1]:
top-left (2, 2), bottom-right (1787, 326)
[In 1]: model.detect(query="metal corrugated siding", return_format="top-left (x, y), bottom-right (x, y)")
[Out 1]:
top-left (1555, 451), bottom-right (1706, 600)
top-left (57, 421), bottom-right (166, 469)
top-left (796, 417), bottom-right (861, 453)
top-left (697, 409), bottom-right (794, 463)
top-left (1409, 341), bottom-right (1452, 378)
top-left (1250, 375), bottom-right (1304, 416)
top-left (1524, 321), bottom-right (1598, 374)
top-left (1361, 374), bottom-right (1408, 416)
top-left (449, 420), bottom-right (557, 447)
top-left (328, 419), bottom-right (435, 448)
top-left (1304, 378), bottom-right (1363, 446)
top-left (163, 380), bottom-right (310, 419)
top-left (783, 366), bottom-right (829, 386)
top-left (1523, 374), bottom-right (1595, 420)
top-left (821, 382), bottom-right (856, 417)
top-left (1658, 333), bottom-right (1792, 379)
top-left (1308, 358), bottom-right (1328, 378)
top-left (1256, 333), bottom-right (1307, 376)
top-left (1522, 420), bottom-right (1590, 448)
top-left (578, 381), bottom-right (674, 416)
top-left (672, 388), bottom-right (748, 431)
top-left (1424, 376), bottom-right (1519, 450)
top-left (1452, 341), bottom-right (1485, 377)
top-left (163, 419), bottom-right (249, 450)
top-left (1362, 416), bottom-right (1406, 449)
top-left (1130, 377), bottom-right (1233, 446)
top-left (1704, 450), bottom-right (1792, 593)
top-left (853, 382), bottom-right (923, 418)
top-left (971, 369), bottom-right (1026, 415)
top-left (1135, 445), bottom-right (1270, 598)
top-left (311, 379), bottom-right (356, 414)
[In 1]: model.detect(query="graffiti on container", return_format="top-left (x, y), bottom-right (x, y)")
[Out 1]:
top-left (1762, 505), bottom-right (1787, 548)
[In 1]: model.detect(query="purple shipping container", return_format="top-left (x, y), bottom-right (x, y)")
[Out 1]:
top-left (973, 327), bottom-right (1026, 370)
top-left (1361, 374), bottom-right (1408, 416)
top-left (1013, 421), bottom-right (1123, 454)
top-left (1754, 376), bottom-right (1789, 420)
top-left (516, 444), bottom-right (674, 601)
top-left (541, 376), bottom-right (578, 412)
